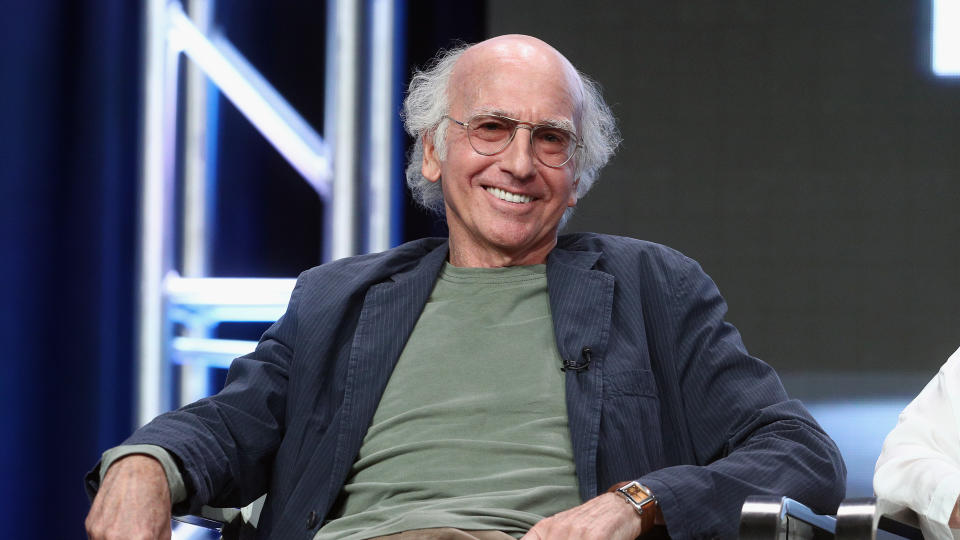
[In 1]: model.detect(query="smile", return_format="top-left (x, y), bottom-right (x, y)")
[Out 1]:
top-left (485, 186), bottom-right (534, 204)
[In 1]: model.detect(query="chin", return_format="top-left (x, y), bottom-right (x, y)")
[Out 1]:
top-left (484, 224), bottom-right (549, 252)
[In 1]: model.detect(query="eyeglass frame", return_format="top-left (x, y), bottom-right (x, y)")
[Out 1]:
top-left (442, 113), bottom-right (584, 169)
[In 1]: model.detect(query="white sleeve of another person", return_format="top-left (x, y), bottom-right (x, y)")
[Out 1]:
top-left (874, 346), bottom-right (960, 540)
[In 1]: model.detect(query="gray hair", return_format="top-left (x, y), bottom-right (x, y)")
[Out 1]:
top-left (402, 42), bottom-right (620, 221)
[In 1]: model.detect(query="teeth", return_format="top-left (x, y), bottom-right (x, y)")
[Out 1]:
top-left (486, 187), bottom-right (533, 204)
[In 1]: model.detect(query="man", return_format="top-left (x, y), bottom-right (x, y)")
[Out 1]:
top-left (86, 35), bottom-right (846, 540)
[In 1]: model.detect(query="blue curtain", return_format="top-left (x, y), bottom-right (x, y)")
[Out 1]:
top-left (0, 2), bottom-right (141, 538)
top-left (0, 2), bottom-right (483, 537)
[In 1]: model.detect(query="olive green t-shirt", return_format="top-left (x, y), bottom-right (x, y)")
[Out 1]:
top-left (316, 263), bottom-right (581, 540)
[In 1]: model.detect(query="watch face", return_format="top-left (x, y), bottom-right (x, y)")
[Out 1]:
top-left (620, 482), bottom-right (654, 508)
top-left (625, 483), bottom-right (650, 500)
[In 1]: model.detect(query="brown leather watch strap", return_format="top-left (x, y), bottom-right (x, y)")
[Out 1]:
top-left (607, 480), bottom-right (632, 493)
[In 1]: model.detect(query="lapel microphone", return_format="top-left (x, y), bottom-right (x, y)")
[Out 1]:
top-left (561, 347), bottom-right (592, 372)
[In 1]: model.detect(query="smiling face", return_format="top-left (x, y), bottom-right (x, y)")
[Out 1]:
top-left (421, 36), bottom-right (582, 268)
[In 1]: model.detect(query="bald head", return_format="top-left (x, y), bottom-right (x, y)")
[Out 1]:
top-left (449, 35), bottom-right (584, 126)
top-left (457, 34), bottom-right (578, 77)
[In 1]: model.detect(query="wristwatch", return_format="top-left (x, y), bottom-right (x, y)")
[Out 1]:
top-left (616, 480), bottom-right (657, 516)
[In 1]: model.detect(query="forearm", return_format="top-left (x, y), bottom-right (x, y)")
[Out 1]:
top-left (639, 410), bottom-right (845, 539)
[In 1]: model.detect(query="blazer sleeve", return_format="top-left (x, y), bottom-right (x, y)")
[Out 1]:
top-left (638, 253), bottom-right (847, 540)
top-left (90, 275), bottom-right (304, 515)
top-left (874, 346), bottom-right (960, 540)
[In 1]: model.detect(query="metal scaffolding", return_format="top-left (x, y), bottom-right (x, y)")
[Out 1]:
top-left (137, 0), bottom-right (402, 424)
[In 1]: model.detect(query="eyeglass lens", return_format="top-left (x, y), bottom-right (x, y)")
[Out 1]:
top-left (465, 115), bottom-right (576, 167)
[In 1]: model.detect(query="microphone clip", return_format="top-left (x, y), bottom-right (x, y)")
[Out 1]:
top-left (561, 347), bottom-right (593, 373)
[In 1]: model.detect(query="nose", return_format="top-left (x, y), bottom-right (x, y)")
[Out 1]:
top-left (499, 125), bottom-right (537, 180)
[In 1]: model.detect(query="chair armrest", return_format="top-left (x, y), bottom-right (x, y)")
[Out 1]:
top-left (740, 495), bottom-right (837, 539)
top-left (172, 513), bottom-right (226, 531)
top-left (172, 505), bottom-right (243, 539)
top-left (835, 497), bottom-right (923, 540)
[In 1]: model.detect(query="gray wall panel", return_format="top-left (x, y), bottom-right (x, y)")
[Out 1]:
top-left (487, 1), bottom-right (960, 375)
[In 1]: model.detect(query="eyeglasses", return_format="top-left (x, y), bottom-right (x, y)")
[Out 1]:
top-left (444, 114), bottom-right (583, 168)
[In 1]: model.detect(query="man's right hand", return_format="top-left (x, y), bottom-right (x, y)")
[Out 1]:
top-left (85, 454), bottom-right (172, 540)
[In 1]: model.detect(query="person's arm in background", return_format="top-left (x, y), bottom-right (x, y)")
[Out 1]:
top-left (875, 346), bottom-right (960, 540)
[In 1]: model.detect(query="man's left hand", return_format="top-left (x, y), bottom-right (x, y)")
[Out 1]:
top-left (520, 492), bottom-right (647, 540)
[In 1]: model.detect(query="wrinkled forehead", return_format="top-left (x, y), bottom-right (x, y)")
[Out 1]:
top-left (449, 39), bottom-right (583, 125)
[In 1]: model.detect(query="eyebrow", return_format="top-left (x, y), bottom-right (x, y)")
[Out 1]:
top-left (472, 108), bottom-right (577, 133)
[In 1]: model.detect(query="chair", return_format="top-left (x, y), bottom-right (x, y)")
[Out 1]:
top-left (835, 498), bottom-right (923, 540)
top-left (738, 495), bottom-right (925, 540)
top-left (179, 494), bottom-right (928, 539)
top-left (172, 501), bottom-right (258, 540)
top-left (739, 495), bottom-right (837, 539)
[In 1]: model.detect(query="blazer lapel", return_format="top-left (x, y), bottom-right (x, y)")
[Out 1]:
top-left (547, 246), bottom-right (615, 501)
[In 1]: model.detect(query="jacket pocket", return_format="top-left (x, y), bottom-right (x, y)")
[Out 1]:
top-left (597, 368), bottom-right (665, 482)
top-left (603, 368), bottom-right (657, 398)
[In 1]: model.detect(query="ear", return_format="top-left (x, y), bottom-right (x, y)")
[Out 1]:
top-left (567, 178), bottom-right (580, 207)
top-left (421, 132), bottom-right (442, 182)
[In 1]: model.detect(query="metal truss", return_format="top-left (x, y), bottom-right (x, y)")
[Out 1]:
top-left (137, 0), bottom-right (402, 425)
